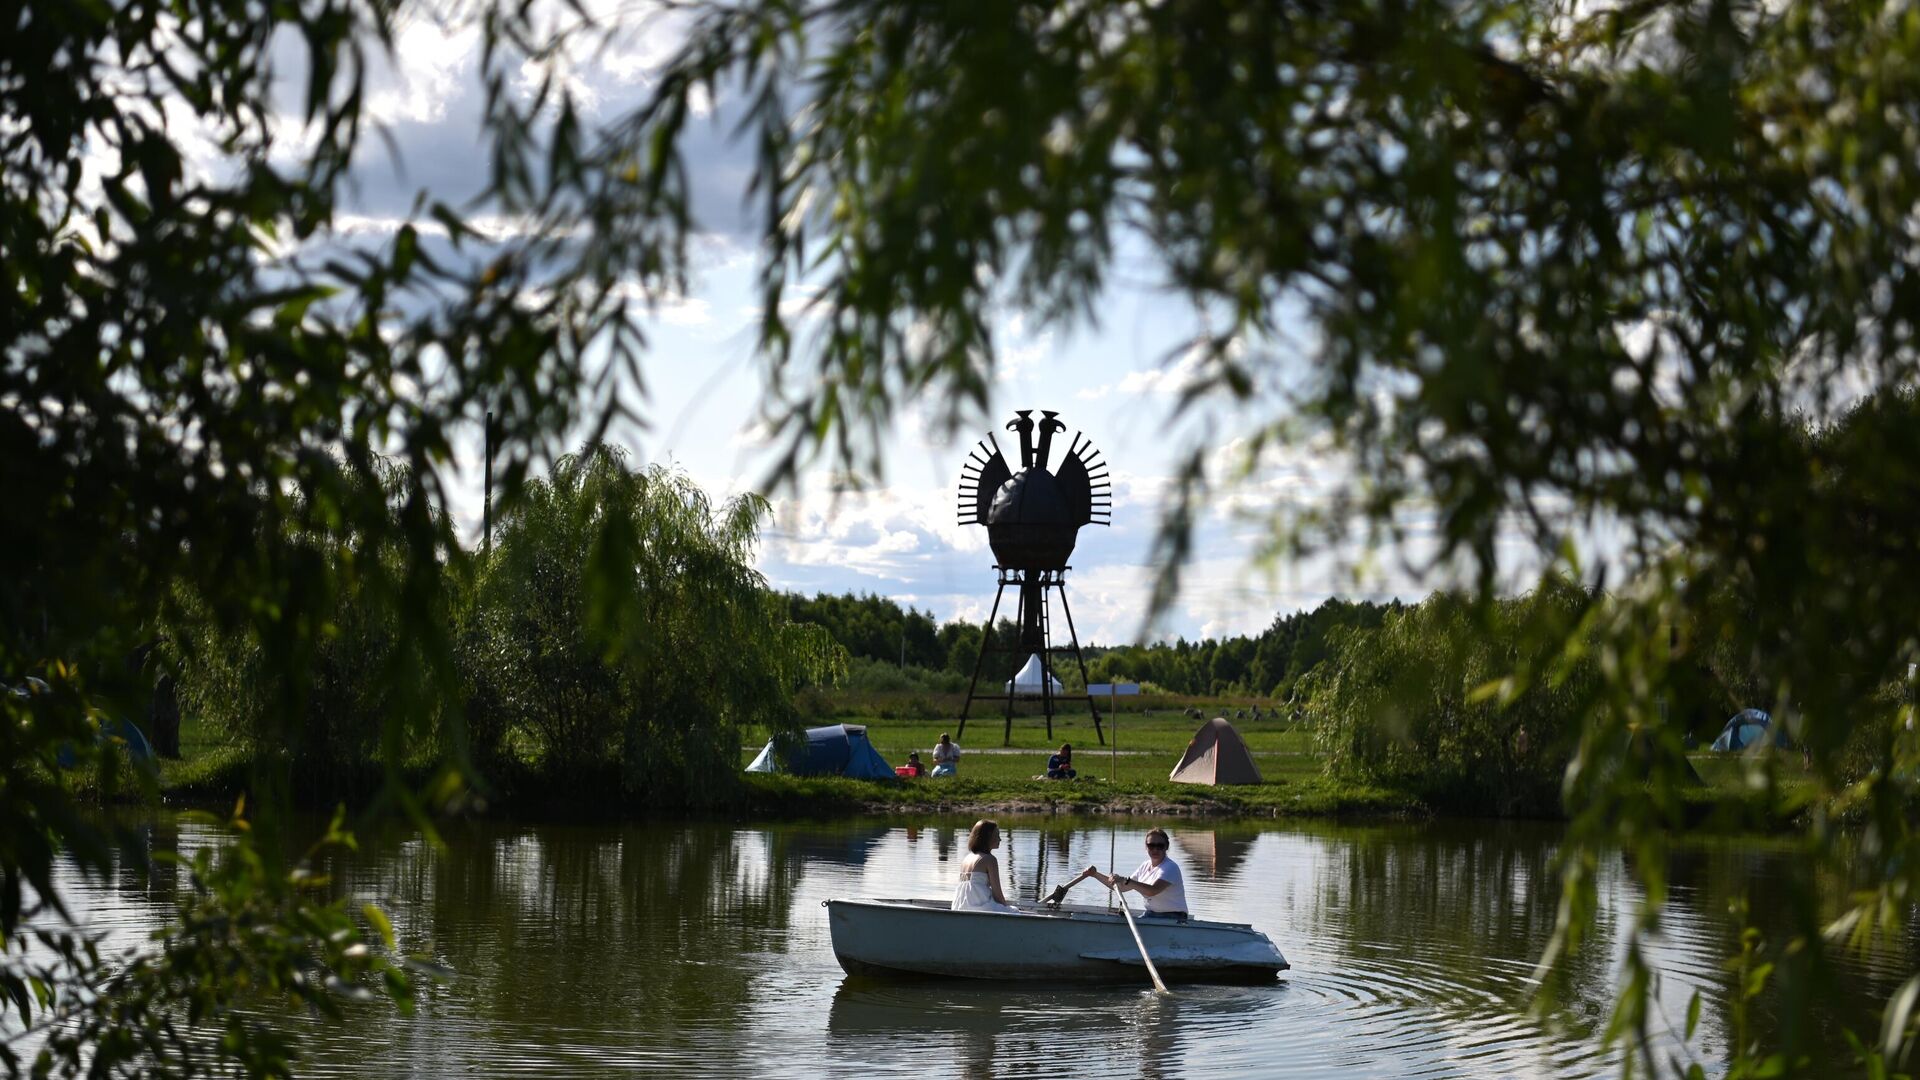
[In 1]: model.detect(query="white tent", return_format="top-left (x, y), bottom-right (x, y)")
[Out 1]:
top-left (1005, 654), bottom-right (1064, 696)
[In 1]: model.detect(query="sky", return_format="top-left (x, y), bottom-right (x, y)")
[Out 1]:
top-left (292, 6), bottom-right (1531, 645)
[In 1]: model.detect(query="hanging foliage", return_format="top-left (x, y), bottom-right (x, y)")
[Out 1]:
top-left (465, 449), bottom-right (845, 804)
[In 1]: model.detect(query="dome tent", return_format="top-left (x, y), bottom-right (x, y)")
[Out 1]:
top-left (1709, 709), bottom-right (1788, 752)
top-left (1004, 654), bottom-right (1064, 697)
top-left (1169, 717), bottom-right (1263, 786)
top-left (745, 724), bottom-right (896, 779)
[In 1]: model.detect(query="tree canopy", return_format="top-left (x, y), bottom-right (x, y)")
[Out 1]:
top-left (9, 0), bottom-right (1920, 1074)
top-left (630, 4), bottom-right (1920, 1070)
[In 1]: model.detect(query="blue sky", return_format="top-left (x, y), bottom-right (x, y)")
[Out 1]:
top-left (289, 7), bottom-right (1521, 643)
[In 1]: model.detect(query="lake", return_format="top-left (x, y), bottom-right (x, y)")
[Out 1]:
top-left (42, 814), bottom-right (1915, 1077)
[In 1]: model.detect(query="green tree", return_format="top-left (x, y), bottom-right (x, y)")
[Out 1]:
top-left (466, 449), bottom-right (844, 801)
top-left (171, 458), bottom-right (453, 788)
top-left (1208, 637), bottom-right (1255, 693)
top-left (785, 592), bottom-right (944, 668)
top-left (1308, 580), bottom-right (1599, 814)
top-left (624, 1), bottom-right (1920, 1072)
top-left (941, 622), bottom-right (986, 678)
top-left (3, 0), bottom-right (677, 1071)
top-left (15, 0), bottom-right (1920, 1073)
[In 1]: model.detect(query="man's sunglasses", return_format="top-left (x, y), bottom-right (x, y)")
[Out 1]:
top-left (1146, 841), bottom-right (1168, 849)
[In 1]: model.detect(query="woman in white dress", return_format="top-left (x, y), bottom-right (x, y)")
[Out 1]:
top-left (951, 819), bottom-right (1021, 914)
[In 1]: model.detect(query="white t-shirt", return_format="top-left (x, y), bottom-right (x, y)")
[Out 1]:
top-left (933, 741), bottom-right (961, 765)
top-left (1131, 856), bottom-right (1188, 914)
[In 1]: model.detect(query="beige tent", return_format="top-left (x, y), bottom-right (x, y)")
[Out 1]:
top-left (1168, 717), bottom-right (1263, 785)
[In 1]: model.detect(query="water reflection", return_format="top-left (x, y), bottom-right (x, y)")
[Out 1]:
top-left (301, 820), bottom-right (822, 1074)
top-left (827, 980), bottom-right (1279, 1079)
top-left (768, 823), bottom-right (892, 871)
top-left (32, 815), bottom-right (1918, 1078)
top-left (1642, 836), bottom-right (1918, 1075)
top-left (1172, 827), bottom-right (1259, 883)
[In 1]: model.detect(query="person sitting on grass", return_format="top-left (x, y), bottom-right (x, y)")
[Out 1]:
top-left (1045, 743), bottom-right (1076, 780)
top-left (900, 751), bottom-right (927, 778)
top-left (931, 733), bottom-right (960, 777)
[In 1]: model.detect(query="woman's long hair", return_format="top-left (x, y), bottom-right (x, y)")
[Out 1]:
top-left (967, 819), bottom-right (999, 853)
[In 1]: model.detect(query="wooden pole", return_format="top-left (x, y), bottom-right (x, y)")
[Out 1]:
top-left (1108, 826), bottom-right (1117, 913)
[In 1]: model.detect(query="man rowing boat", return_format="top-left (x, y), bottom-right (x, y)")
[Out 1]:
top-left (1057, 828), bottom-right (1189, 920)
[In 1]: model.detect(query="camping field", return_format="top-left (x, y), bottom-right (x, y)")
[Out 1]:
top-left (738, 707), bottom-right (1822, 826)
top-left (752, 707), bottom-right (1320, 772)
top-left (731, 708), bottom-right (1384, 814)
top-left (841, 712), bottom-right (1317, 784)
top-left (152, 693), bottom-right (1812, 824)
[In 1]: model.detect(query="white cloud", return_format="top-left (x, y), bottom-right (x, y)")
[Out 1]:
top-left (738, 283), bottom-right (826, 327)
top-left (653, 296), bottom-right (713, 327)
top-left (1077, 341), bottom-right (1210, 400)
top-left (367, 19), bottom-right (480, 126)
top-left (996, 312), bottom-right (1054, 384)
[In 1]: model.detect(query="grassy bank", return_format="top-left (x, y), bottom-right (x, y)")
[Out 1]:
top-left (147, 750), bottom-right (1419, 821)
top-left (142, 698), bottom-right (1818, 828)
top-left (735, 771), bottom-right (1427, 818)
top-left (753, 714), bottom-right (1817, 828)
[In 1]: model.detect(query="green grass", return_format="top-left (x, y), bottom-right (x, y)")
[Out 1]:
top-left (766, 721), bottom-right (1322, 786)
top-left (741, 709), bottom-right (1826, 825)
top-left (832, 709), bottom-right (1313, 755)
top-left (138, 696), bottom-right (1825, 828)
top-left (739, 710), bottom-right (1405, 817)
top-left (736, 770), bottom-right (1426, 818)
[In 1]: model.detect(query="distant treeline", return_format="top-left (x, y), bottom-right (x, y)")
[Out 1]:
top-left (781, 591), bottom-right (1400, 699)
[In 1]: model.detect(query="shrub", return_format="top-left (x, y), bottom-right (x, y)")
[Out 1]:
top-left (1308, 578), bottom-right (1601, 814)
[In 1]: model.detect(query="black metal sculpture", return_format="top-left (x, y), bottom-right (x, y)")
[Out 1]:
top-left (956, 410), bottom-right (1111, 744)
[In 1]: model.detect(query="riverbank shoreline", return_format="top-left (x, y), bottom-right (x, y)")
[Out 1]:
top-left (142, 747), bottom-right (1808, 833)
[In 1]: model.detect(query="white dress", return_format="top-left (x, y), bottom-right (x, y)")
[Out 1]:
top-left (951, 871), bottom-right (1020, 914)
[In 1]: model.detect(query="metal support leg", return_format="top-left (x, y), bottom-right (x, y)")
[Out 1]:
top-left (1039, 579), bottom-right (1055, 742)
top-left (957, 574), bottom-right (1009, 743)
top-left (1056, 580), bottom-right (1105, 746)
top-left (1004, 572), bottom-right (1025, 746)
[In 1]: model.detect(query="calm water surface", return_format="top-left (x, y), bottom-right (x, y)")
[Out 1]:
top-left (49, 816), bottom-right (1917, 1077)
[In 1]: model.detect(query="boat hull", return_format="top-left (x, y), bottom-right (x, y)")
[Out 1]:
top-left (826, 898), bottom-right (1289, 983)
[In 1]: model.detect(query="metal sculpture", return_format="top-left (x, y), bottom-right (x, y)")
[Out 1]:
top-left (956, 410), bottom-right (1111, 744)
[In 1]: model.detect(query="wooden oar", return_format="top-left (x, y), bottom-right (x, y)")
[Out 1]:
top-left (1111, 882), bottom-right (1171, 994)
top-left (1045, 865), bottom-right (1104, 908)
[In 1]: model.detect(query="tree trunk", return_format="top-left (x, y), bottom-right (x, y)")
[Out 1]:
top-left (149, 673), bottom-right (181, 758)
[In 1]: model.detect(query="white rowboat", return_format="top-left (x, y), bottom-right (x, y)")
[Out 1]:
top-left (827, 898), bottom-right (1289, 983)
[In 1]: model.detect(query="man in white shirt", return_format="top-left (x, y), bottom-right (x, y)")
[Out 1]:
top-left (1070, 828), bottom-right (1189, 920)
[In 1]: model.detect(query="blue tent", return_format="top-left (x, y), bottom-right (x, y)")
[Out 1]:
top-left (54, 716), bottom-right (156, 768)
top-left (1710, 708), bottom-right (1788, 752)
top-left (745, 724), bottom-right (896, 779)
